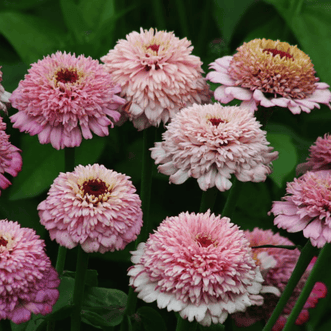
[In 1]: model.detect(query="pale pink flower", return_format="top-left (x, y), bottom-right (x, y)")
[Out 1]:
top-left (207, 39), bottom-right (331, 114)
top-left (270, 170), bottom-right (331, 248)
top-left (0, 116), bottom-right (22, 195)
top-left (101, 28), bottom-right (211, 130)
top-left (0, 68), bottom-right (11, 114)
top-left (297, 134), bottom-right (331, 174)
top-left (0, 220), bottom-right (60, 324)
top-left (38, 164), bottom-right (143, 253)
top-left (128, 210), bottom-right (264, 326)
top-left (150, 103), bottom-right (278, 191)
top-left (10, 51), bottom-right (125, 150)
top-left (232, 228), bottom-right (327, 329)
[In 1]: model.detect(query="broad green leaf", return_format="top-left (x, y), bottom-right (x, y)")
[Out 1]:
top-left (0, 0), bottom-right (51, 11)
top-left (212, 0), bottom-right (255, 43)
top-left (83, 287), bottom-right (127, 308)
top-left (0, 11), bottom-right (64, 64)
top-left (267, 132), bottom-right (298, 187)
top-left (136, 306), bottom-right (167, 331)
top-left (9, 135), bottom-right (106, 200)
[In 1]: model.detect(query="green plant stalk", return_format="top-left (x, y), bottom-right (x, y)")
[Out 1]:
top-left (174, 0), bottom-right (189, 38)
top-left (199, 186), bottom-right (219, 212)
top-left (152, 1), bottom-right (166, 30)
top-left (71, 246), bottom-right (89, 331)
top-left (175, 315), bottom-right (198, 331)
top-left (283, 243), bottom-right (331, 330)
top-left (120, 127), bottom-right (156, 331)
top-left (263, 240), bottom-right (318, 331)
top-left (221, 178), bottom-right (243, 218)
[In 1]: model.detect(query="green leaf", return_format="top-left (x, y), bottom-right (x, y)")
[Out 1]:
top-left (0, 11), bottom-right (65, 64)
top-left (267, 132), bottom-right (298, 187)
top-left (136, 306), bottom-right (167, 331)
top-left (9, 135), bottom-right (106, 200)
top-left (63, 269), bottom-right (99, 287)
top-left (212, 0), bottom-right (255, 43)
top-left (81, 287), bottom-right (127, 328)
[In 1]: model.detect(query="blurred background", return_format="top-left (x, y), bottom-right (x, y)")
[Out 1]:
top-left (1, 0), bottom-right (331, 330)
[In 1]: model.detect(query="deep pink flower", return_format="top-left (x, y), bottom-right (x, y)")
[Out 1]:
top-left (150, 103), bottom-right (278, 191)
top-left (10, 51), bottom-right (125, 150)
top-left (207, 39), bottom-right (331, 114)
top-left (38, 164), bottom-right (143, 253)
top-left (0, 116), bottom-right (22, 195)
top-left (232, 228), bottom-right (327, 329)
top-left (128, 211), bottom-right (264, 326)
top-left (0, 220), bottom-right (60, 324)
top-left (297, 134), bottom-right (331, 174)
top-left (0, 68), bottom-right (11, 113)
top-left (270, 170), bottom-right (331, 248)
top-left (101, 28), bottom-right (211, 130)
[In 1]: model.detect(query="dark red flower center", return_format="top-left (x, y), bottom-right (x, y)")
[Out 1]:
top-left (0, 237), bottom-right (8, 247)
top-left (208, 118), bottom-right (225, 126)
top-left (82, 179), bottom-right (108, 197)
top-left (147, 44), bottom-right (160, 53)
top-left (263, 48), bottom-right (293, 60)
top-left (195, 234), bottom-right (216, 248)
top-left (56, 68), bottom-right (79, 84)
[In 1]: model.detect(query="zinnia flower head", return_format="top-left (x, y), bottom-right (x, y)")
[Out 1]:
top-left (270, 170), bottom-right (331, 248)
top-left (207, 38), bottom-right (331, 114)
top-left (128, 210), bottom-right (264, 326)
top-left (0, 116), bottom-right (22, 195)
top-left (38, 164), bottom-right (143, 253)
top-left (0, 220), bottom-right (60, 324)
top-left (10, 51), bottom-right (125, 150)
top-left (0, 68), bottom-right (11, 114)
top-left (297, 134), bottom-right (331, 174)
top-left (232, 228), bottom-right (327, 330)
top-left (101, 28), bottom-right (211, 130)
top-left (150, 103), bottom-right (278, 191)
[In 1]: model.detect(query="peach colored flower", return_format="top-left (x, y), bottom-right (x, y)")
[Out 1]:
top-left (0, 220), bottom-right (60, 324)
top-left (0, 116), bottom-right (22, 195)
top-left (270, 170), bottom-right (331, 248)
top-left (10, 51), bottom-right (125, 150)
top-left (207, 39), bottom-right (331, 114)
top-left (151, 103), bottom-right (278, 191)
top-left (128, 211), bottom-right (264, 326)
top-left (101, 28), bottom-right (211, 130)
top-left (38, 164), bottom-right (143, 253)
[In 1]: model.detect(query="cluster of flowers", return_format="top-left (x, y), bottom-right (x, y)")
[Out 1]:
top-left (0, 27), bottom-right (330, 328)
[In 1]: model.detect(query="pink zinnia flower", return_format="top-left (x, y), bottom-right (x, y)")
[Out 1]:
top-left (207, 39), bottom-right (331, 114)
top-left (38, 164), bottom-right (143, 253)
top-left (0, 68), bottom-right (11, 113)
top-left (101, 28), bottom-right (211, 130)
top-left (10, 51), bottom-right (125, 150)
top-left (0, 116), bottom-right (22, 195)
top-left (232, 228), bottom-right (327, 330)
top-left (0, 220), bottom-right (60, 324)
top-left (297, 134), bottom-right (331, 174)
top-left (128, 211), bottom-right (264, 326)
top-left (150, 103), bottom-right (278, 191)
top-left (270, 170), bottom-right (331, 248)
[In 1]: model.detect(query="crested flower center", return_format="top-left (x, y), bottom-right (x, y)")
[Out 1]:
top-left (263, 48), bottom-right (293, 60)
top-left (0, 236), bottom-right (8, 247)
top-left (208, 118), bottom-right (225, 126)
top-left (82, 179), bottom-right (108, 197)
top-left (55, 68), bottom-right (79, 84)
top-left (228, 38), bottom-right (317, 99)
top-left (195, 233), bottom-right (217, 247)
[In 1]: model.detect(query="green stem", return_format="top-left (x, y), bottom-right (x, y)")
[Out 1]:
top-left (71, 246), bottom-right (89, 331)
top-left (251, 245), bottom-right (300, 251)
top-left (199, 186), bottom-right (218, 212)
top-left (221, 179), bottom-right (243, 218)
top-left (175, 0), bottom-right (190, 38)
top-left (175, 315), bottom-right (197, 331)
top-left (263, 240), bottom-right (318, 331)
top-left (152, 1), bottom-right (166, 30)
top-left (283, 243), bottom-right (331, 330)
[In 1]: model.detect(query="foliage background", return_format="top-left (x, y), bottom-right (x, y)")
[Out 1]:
top-left (1, 0), bottom-right (331, 330)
